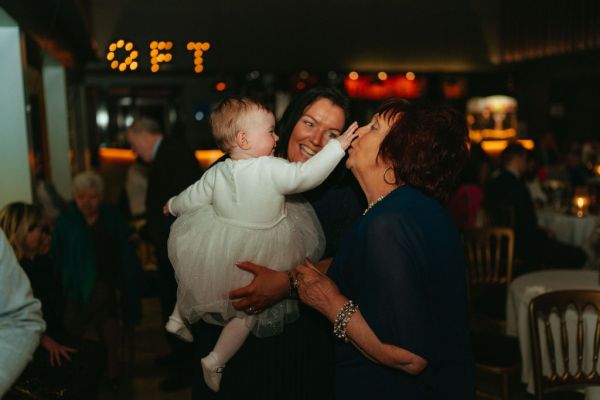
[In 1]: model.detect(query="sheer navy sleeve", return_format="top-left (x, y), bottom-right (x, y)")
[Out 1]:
top-left (355, 214), bottom-right (438, 364)
top-left (327, 186), bottom-right (474, 399)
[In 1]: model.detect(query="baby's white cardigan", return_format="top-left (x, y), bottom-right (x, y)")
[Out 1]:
top-left (168, 139), bottom-right (345, 229)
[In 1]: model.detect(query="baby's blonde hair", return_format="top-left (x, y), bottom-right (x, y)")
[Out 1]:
top-left (210, 97), bottom-right (271, 152)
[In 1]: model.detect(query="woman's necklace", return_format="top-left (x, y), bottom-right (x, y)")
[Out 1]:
top-left (363, 184), bottom-right (404, 215)
top-left (363, 195), bottom-right (386, 215)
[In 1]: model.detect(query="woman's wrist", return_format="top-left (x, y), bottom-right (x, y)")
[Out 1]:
top-left (40, 335), bottom-right (53, 349)
top-left (275, 271), bottom-right (291, 301)
top-left (326, 294), bottom-right (349, 322)
top-left (332, 299), bottom-right (359, 342)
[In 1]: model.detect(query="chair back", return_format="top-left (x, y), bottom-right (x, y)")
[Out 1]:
top-left (464, 227), bottom-right (515, 289)
top-left (464, 227), bottom-right (515, 333)
top-left (481, 206), bottom-right (515, 229)
top-left (529, 290), bottom-right (600, 399)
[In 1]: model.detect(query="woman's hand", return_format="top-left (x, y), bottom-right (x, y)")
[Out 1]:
top-left (40, 335), bottom-right (77, 367)
top-left (296, 259), bottom-right (346, 321)
top-left (229, 262), bottom-right (289, 314)
top-left (335, 122), bottom-right (359, 151)
top-left (297, 261), bottom-right (428, 375)
top-left (315, 257), bottom-right (333, 274)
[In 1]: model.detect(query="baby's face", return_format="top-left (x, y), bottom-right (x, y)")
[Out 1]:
top-left (242, 109), bottom-right (279, 157)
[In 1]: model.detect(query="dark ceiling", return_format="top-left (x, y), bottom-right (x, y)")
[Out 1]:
top-left (1, 0), bottom-right (501, 73)
top-left (91, 0), bottom-right (497, 73)
top-left (6, 0), bottom-right (600, 76)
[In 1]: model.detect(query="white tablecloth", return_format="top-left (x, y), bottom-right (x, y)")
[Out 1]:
top-left (506, 270), bottom-right (600, 397)
top-left (537, 210), bottom-right (599, 257)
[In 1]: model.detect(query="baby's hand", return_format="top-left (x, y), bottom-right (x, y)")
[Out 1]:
top-left (335, 122), bottom-right (359, 151)
top-left (162, 203), bottom-right (170, 216)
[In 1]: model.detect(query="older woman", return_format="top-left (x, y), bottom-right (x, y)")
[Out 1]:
top-left (51, 171), bottom-right (142, 384)
top-left (296, 100), bottom-right (474, 399)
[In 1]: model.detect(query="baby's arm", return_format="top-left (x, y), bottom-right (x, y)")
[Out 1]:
top-left (167, 167), bottom-right (216, 216)
top-left (270, 122), bottom-right (359, 194)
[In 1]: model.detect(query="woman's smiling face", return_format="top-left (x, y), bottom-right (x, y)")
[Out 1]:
top-left (286, 98), bottom-right (346, 162)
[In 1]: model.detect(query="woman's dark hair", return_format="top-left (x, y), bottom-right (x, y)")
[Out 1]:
top-left (275, 87), bottom-right (350, 158)
top-left (377, 99), bottom-right (469, 203)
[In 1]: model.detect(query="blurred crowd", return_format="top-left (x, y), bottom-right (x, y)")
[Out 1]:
top-left (448, 133), bottom-right (600, 272)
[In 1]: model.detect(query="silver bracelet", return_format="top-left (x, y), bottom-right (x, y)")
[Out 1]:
top-left (333, 300), bottom-right (359, 342)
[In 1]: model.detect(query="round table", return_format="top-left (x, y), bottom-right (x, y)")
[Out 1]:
top-left (536, 210), bottom-right (599, 259)
top-left (506, 270), bottom-right (600, 397)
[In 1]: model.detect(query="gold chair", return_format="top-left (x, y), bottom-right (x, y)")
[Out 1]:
top-left (471, 334), bottom-right (521, 400)
top-left (481, 206), bottom-right (515, 229)
top-left (529, 290), bottom-right (600, 399)
top-left (464, 227), bottom-right (515, 333)
top-left (464, 227), bottom-right (520, 400)
top-left (480, 206), bottom-right (537, 276)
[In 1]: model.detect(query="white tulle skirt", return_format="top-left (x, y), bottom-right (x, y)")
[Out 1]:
top-left (167, 196), bottom-right (325, 338)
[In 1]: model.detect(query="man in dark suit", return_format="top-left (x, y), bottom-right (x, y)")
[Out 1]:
top-left (127, 117), bottom-right (201, 391)
top-left (484, 143), bottom-right (587, 270)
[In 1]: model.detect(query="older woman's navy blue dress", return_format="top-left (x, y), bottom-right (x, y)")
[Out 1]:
top-left (327, 186), bottom-right (474, 399)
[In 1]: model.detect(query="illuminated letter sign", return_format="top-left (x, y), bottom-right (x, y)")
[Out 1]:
top-left (106, 40), bottom-right (139, 71)
top-left (186, 42), bottom-right (211, 73)
top-left (149, 41), bottom-right (173, 73)
top-left (105, 40), bottom-right (211, 73)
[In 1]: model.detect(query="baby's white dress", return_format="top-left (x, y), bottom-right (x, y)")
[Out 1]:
top-left (167, 140), bottom-right (345, 337)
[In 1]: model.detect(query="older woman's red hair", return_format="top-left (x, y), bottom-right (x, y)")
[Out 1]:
top-left (378, 100), bottom-right (469, 203)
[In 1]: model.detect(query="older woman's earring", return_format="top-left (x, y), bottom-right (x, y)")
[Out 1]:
top-left (383, 167), bottom-right (396, 185)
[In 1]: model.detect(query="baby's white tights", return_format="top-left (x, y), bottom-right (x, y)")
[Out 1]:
top-left (201, 316), bottom-right (251, 392)
top-left (165, 303), bottom-right (194, 342)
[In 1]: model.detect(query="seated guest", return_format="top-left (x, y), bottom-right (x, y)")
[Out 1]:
top-left (484, 142), bottom-right (587, 269)
top-left (0, 226), bottom-right (44, 397)
top-left (51, 171), bottom-right (143, 386)
top-left (0, 203), bottom-right (103, 397)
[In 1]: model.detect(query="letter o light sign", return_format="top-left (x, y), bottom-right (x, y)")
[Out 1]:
top-left (106, 40), bottom-right (211, 73)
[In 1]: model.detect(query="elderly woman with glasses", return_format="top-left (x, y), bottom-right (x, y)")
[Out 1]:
top-left (51, 170), bottom-right (143, 385)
